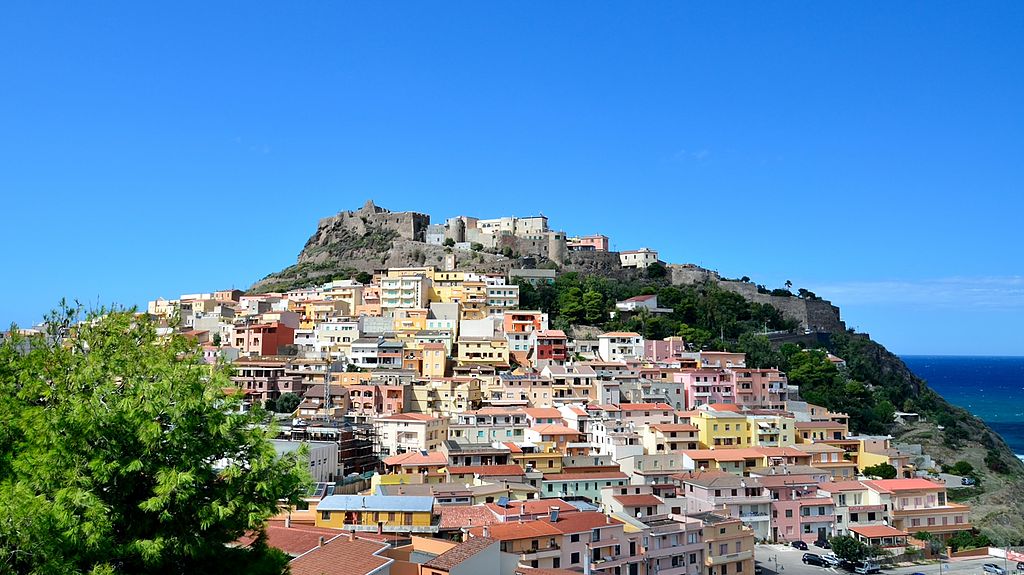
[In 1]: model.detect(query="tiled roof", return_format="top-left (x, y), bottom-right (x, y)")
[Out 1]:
top-left (529, 424), bottom-right (582, 436)
top-left (423, 536), bottom-right (496, 571)
top-left (601, 331), bottom-right (642, 337)
top-left (382, 451), bottom-right (448, 466)
top-left (377, 412), bottom-right (440, 422)
top-left (650, 424), bottom-right (699, 432)
top-left (289, 534), bottom-right (391, 575)
top-left (237, 523), bottom-right (345, 556)
top-left (437, 505), bottom-right (500, 530)
top-left (618, 402), bottom-right (673, 411)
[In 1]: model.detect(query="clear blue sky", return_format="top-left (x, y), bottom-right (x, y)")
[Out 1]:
top-left (2, 2), bottom-right (1021, 356)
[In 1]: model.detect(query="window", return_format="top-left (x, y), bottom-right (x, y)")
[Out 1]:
top-left (785, 509), bottom-right (793, 518)
top-left (571, 552), bottom-right (580, 564)
top-left (571, 534), bottom-right (580, 543)
top-left (321, 511), bottom-right (331, 520)
top-left (737, 561), bottom-right (744, 572)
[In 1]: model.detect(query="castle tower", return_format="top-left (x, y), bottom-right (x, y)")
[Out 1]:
top-left (547, 230), bottom-right (567, 266)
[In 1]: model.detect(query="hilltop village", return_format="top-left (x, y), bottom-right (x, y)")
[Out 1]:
top-left (135, 210), bottom-right (976, 575)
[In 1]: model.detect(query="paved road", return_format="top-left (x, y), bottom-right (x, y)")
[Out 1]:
top-left (754, 544), bottom-right (1018, 575)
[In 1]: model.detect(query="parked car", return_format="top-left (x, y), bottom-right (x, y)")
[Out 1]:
top-left (982, 564), bottom-right (1006, 575)
top-left (815, 539), bottom-right (832, 549)
top-left (803, 553), bottom-right (828, 567)
top-left (755, 566), bottom-right (764, 575)
top-left (791, 540), bottom-right (809, 550)
top-left (853, 561), bottom-right (881, 574)
top-left (961, 476), bottom-right (976, 485)
top-left (1017, 563), bottom-right (1024, 572)
top-left (822, 554), bottom-right (842, 567)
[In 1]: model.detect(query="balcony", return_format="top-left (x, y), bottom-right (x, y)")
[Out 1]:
top-left (739, 512), bottom-right (771, 522)
top-left (521, 545), bottom-right (560, 560)
top-left (707, 550), bottom-right (754, 566)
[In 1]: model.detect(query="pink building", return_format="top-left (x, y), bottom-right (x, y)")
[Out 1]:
top-left (675, 370), bottom-right (735, 409)
top-left (761, 475), bottom-right (837, 544)
top-left (644, 337), bottom-right (688, 362)
top-left (346, 383), bottom-right (408, 420)
top-left (232, 321), bottom-right (294, 357)
top-left (566, 234), bottom-right (609, 252)
top-left (732, 368), bottom-right (790, 409)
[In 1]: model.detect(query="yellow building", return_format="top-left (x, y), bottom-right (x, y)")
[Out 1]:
top-left (296, 300), bottom-right (348, 329)
top-left (456, 336), bottom-right (509, 368)
top-left (696, 512), bottom-right (755, 575)
top-left (691, 409), bottom-right (749, 448)
top-left (314, 494), bottom-right (438, 533)
top-left (393, 308), bottom-right (430, 341)
top-left (420, 343), bottom-right (448, 378)
top-left (408, 376), bottom-right (481, 415)
top-left (510, 442), bottom-right (564, 475)
top-left (747, 413), bottom-right (797, 447)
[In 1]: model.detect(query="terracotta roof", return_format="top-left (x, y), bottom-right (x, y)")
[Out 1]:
top-left (447, 465), bottom-right (526, 477)
top-left (382, 451), bottom-right (448, 467)
top-left (612, 494), bottom-right (663, 507)
top-left (289, 534), bottom-right (391, 575)
top-left (437, 505), bottom-right (499, 530)
top-left (851, 525), bottom-right (909, 538)
top-left (626, 294), bottom-right (658, 303)
top-left (377, 413), bottom-right (440, 422)
top-left (423, 536), bottom-right (496, 570)
top-left (601, 332), bottom-right (642, 337)
top-left (237, 523), bottom-right (345, 556)
top-left (529, 424), bottom-right (582, 436)
top-left (516, 568), bottom-right (588, 575)
top-left (818, 480), bottom-right (869, 492)
top-left (522, 408), bottom-right (564, 419)
top-left (483, 498), bottom-right (576, 517)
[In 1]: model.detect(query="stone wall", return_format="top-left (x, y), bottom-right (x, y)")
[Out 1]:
top-left (717, 280), bottom-right (845, 332)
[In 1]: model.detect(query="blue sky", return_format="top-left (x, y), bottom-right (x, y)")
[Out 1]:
top-left (1, 2), bottom-right (1021, 355)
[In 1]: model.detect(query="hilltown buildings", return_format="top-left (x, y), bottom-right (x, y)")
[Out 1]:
top-left (138, 242), bottom-right (971, 573)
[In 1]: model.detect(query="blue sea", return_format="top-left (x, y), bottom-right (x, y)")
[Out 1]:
top-left (902, 355), bottom-right (1024, 459)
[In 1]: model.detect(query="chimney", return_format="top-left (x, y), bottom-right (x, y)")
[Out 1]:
top-left (285, 515), bottom-right (291, 528)
top-left (319, 536), bottom-right (326, 547)
top-left (549, 506), bottom-right (560, 523)
top-left (348, 531), bottom-right (355, 542)
top-left (483, 525), bottom-right (490, 538)
top-left (377, 521), bottom-right (384, 535)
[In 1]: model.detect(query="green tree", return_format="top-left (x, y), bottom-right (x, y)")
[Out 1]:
top-left (829, 535), bottom-right (868, 562)
top-left (557, 287), bottom-right (585, 325)
top-left (583, 289), bottom-right (605, 325)
top-left (862, 463), bottom-right (898, 479)
top-left (263, 397), bottom-right (277, 412)
top-left (737, 333), bottom-right (781, 369)
top-left (443, 237), bottom-right (455, 247)
top-left (470, 242), bottom-right (483, 252)
top-left (275, 392), bottom-right (301, 414)
top-left (212, 332), bottom-right (222, 346)
top-left (0, 305), bottom-right (310, 574)
top-left (354, 271), bottom-right (373, 284)
top-left (646, 262), bottom-right (667, 279)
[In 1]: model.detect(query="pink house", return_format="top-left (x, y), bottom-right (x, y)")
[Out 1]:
top-left (732, 368), bottom-right (790, 409)
top-left (567, 234), bottom-right (609, 252)
top-left (644, 336), bottom-right (688, 362)
top-left (760, 475), bottom-right (837, 544)
top-left (675, 370), bottom-right (735, 409)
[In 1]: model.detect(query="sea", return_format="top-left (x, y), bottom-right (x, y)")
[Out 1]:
top-left (902, 355), bottom-right (1024, 461)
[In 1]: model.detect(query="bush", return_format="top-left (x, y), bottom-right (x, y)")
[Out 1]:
top-left (862, 463), bottom-right (898, 479)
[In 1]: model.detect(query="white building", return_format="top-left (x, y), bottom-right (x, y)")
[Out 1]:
top-left (375, 413), bottom-right (450, 455)
top-left (619, 248), bottom-right (659, 269)
top-left (381, 275), bottom-right (432, 312)
top-left (598, 332), bottom-right (645, 362)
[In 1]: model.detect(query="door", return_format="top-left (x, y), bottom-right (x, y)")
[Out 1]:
top-left (817, 527), bottom-right (827, 542)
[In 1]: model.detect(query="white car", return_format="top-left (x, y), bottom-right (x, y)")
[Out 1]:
top-left (822, 555), bottom-right (841, 567)
top-left (982, 564), bottom-right (1006, 575)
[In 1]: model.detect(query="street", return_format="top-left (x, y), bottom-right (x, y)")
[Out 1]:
top-left (754, 544), bottom-right (1018, 575)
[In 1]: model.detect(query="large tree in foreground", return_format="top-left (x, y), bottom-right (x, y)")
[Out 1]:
top-left (0, 304), bottom-right (310, 575)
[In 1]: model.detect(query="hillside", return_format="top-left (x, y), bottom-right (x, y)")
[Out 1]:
top-left (251, 202), bottom-right (1024, 542)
